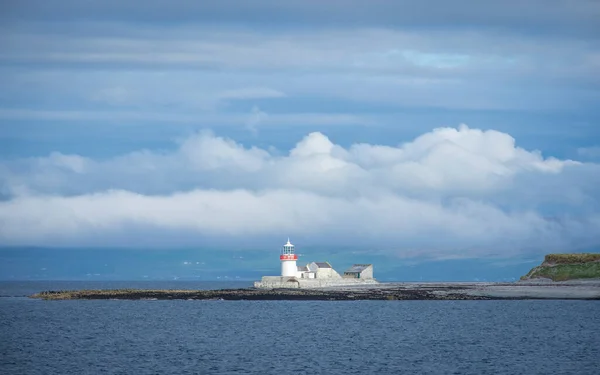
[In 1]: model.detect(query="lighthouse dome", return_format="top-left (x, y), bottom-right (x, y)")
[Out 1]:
top-left (282, 238), bottom-right (295, 256)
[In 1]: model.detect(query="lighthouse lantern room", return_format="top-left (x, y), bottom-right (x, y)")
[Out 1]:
top-left (280, 238), bottom-right (298, 277)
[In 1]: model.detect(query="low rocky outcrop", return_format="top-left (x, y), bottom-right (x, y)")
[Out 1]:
top-left (30, 281), bottom-right (600, 301)
top-left (30, 287), bottom-right (485, 301)
top-left (520, 253), bottom-right (600, 282)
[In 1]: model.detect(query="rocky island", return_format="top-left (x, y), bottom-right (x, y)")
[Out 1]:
top-left (29, 253), bottom-right (600, 301)
top-left (31, 281), bottom-right (600, 301)
top-left (32, 286), bottom-right (488, 301)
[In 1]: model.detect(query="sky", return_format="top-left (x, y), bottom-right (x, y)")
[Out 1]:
top-left (0, 1), bottom-right (599, 270)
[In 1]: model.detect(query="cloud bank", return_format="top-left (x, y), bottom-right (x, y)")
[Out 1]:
top-left (1, 0), bottom-right (598, 165)
top-left (1, 124), bottom-right (598, 257)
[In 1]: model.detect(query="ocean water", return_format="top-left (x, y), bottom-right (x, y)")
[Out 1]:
top-left (1, 282), bottom-right (599, 375)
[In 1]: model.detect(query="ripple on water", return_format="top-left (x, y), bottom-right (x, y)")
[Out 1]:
top-left (1, 284), bottom-right (599, 374)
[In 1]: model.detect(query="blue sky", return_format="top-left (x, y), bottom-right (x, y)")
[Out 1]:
top-left (0, 1), bottom-right (599, 266)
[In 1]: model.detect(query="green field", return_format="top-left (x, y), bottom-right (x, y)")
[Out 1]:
top-left (543, 253), bottom-right (600, 265)
top-left (521, 256), bottom-right (600, 281)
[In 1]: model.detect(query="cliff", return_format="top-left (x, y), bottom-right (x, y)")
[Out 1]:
top-left (520, 253), bottom-right (600, 281)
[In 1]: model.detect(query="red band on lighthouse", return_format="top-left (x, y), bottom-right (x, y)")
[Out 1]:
top-left (280, 254), bottom-right (298, 261)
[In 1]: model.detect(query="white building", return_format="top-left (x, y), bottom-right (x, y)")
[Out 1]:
top-left (343, 264), bottom-right (374, 279)
top-left (306, 262), bottom-right (342, 279)
top-left (254, 239), bottom-right (378, 288)
top-left (296, 265), bottom-right (316, 279)
top-left (280, 238), bottom-right (298, 277)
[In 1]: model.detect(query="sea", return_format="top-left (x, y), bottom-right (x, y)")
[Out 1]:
top-left (1, 281), bottom-right (599, 375)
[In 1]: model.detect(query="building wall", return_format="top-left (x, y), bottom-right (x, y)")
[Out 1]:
top-left (307, 262), bottom-right (342, 279)
top-left (255, 276), bottom-right (301, 289)
top-left (281, 260), bottom-right (297, 277)
top-left (254, 276), bottom-right (378, 289)
top-left (360, 266), bottom-right (374, 279)
top-left (343, 265), bottom-right (374, 279)
top-left (296, 271), bottom-right (316, 278)
top-left (315, 267), bottom-right (342, 279)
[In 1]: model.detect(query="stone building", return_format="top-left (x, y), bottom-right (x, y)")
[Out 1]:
top-left (343, 264), bottom-right (374, 279)
top-left (254, 239), bottom-right (378, 288)
top-left (296, 264), bottom-right (315, 279)
top-left (307, 262), bottom-right (342, 279)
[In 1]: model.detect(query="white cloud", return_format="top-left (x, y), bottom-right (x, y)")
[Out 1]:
top-left (2, 27), bottom-right (591, 80)
top-left (2, 26), bottom-right (597, 113)
top-left (245, 106), bottom-right (268, 135)
top-left (0, 108), bottom-right (369, 128)
top-left (178, 130), bottom-right (269, 172)
top-left (0, 124), bottom-right (598, 256)
top-left (43, 152), bottom-right (89, 173)
top-left (578, 146), bottom-right (600, 159)
top-left (217, 87), bottom-right (286, 100)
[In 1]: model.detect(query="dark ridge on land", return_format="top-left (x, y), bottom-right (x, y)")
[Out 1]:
top-left (30, 282), bottom-right (600, 301)
top-left (31, 288), bottom-right (484, 301)
top-left (521, 253), bottom-right (600, 281)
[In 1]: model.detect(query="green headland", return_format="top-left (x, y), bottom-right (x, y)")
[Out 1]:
top-left (520, 253), bottom-right (600, 281)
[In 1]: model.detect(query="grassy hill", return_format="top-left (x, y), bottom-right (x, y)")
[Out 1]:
top-left (520, 253), bottom-right (600, 281)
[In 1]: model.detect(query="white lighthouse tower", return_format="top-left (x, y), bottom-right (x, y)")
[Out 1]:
top-left (280, 238), bottom-right (298, 277)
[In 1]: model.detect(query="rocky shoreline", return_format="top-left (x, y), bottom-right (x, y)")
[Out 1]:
top-left (30, 281), bottom-right (600, 301)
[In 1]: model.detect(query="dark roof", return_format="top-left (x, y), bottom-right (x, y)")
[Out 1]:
top-left (314, 262), bottom-right (332, 269)
top-left (297, 266), bottom-right (309, 272)
top-left (344, 264), bottom-right (372, 273)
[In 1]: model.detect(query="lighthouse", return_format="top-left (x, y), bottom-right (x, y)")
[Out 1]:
top-left (280, 238), bottom-right (298, 277)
